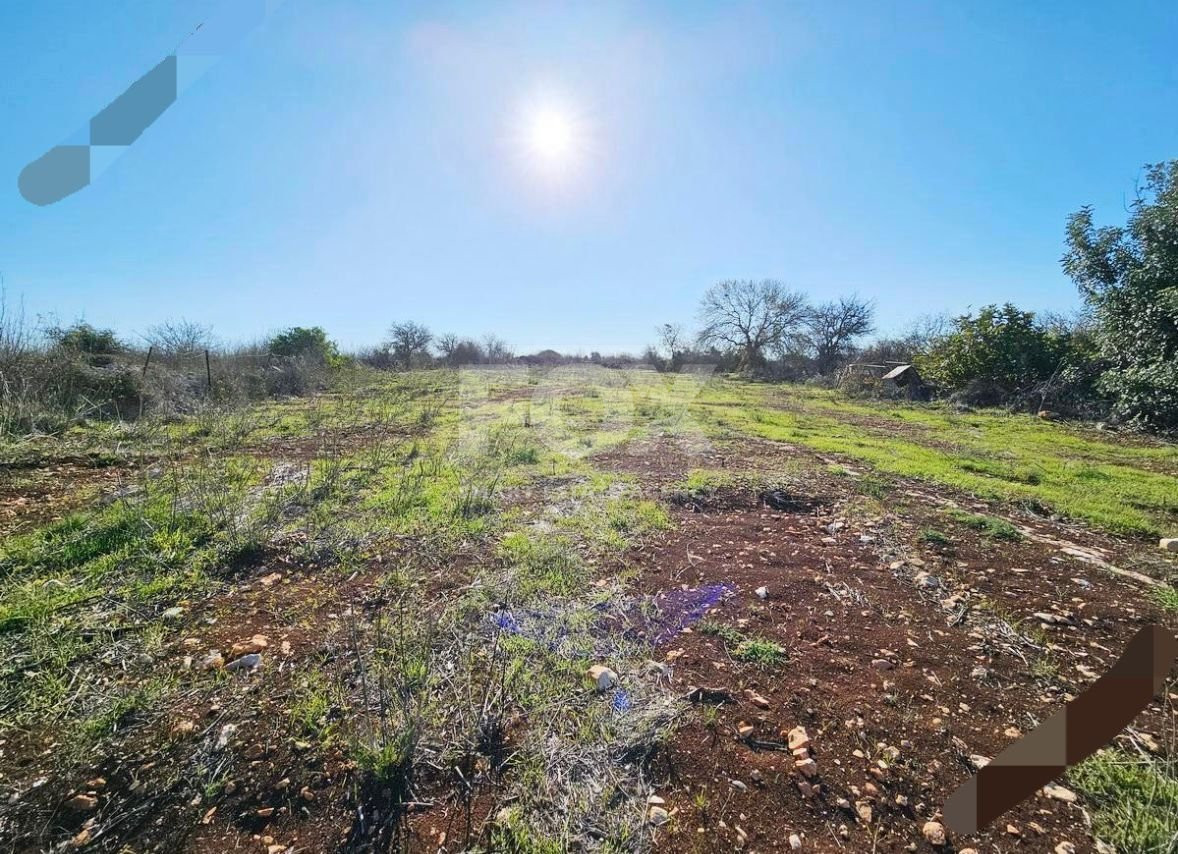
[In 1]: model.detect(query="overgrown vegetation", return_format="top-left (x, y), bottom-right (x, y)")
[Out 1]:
top-left (915, 304), bottom-right (1081, 407)
top-left (0, 310), bottom-right (345, 435)
top-left (0, 366), bottom-right (1173, 853)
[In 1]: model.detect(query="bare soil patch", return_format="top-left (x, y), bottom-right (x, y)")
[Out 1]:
top-left (601, 437), bottom-right (1177, 853)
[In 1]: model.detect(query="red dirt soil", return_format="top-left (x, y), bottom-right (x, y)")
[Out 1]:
top-left (3, 435), bottom-right (1175, 853)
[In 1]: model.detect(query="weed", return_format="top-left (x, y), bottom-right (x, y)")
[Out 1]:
top-left (699, 705), bottom-right (720, 730)
top-left (77, 678), bottom-right (172, 751)
top-left (921, 528), bottom-right (952, 547)
top-left (353, 722), bottom-right (418, 784)
top-left (498, 530), bottom-right (586, 599)
top-left (698, 619), bottom-right (743, 646)
top-left (491, 807), bottom-right (565, 854)
top-left (948, 510), bottom-right (1023, 541)
top-left (699, 619), bottom-right (786, 667)
top-left (856, 474), bottom-right (891, 498)
top-left (289, 669), bottom-right (338, 740)
top-left (606, 498), bottom-right (671, 534)
top-left (682, 468), bottom-right (736, 496)
top-left (692, 787), bottom-right (710, 819)
top-left (1149, 584), bottom-right (1178, 614)
top-left (1030, 655), bottom-right (1060, 682)
top-left (734, 636), bottom-right (786, 666)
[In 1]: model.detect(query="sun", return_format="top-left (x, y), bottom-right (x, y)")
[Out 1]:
top-left (528, 108), bottom-right (575, 163)
top-left (506, 90), bottom-right (594, 193)
top-left (518, 100), bottom-right (586, 176)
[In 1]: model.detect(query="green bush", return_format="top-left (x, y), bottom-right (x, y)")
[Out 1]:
top-left (47, 322), bottom-right (124, 357)
top-left (1064, 161), bottom-right (1178, 431)
top-left (267, 326), bottom-right (341, 366)
top-left (916, 304), bottom-right (1066, 396)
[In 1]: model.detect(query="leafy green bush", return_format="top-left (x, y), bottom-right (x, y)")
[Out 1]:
top-left (47, 322), bottom-right (124, 357)
top-left (1064, 161), bottom-right (1178, 431)
top-left (267, 326), bottom-right (341, 366)
top-left (915, 304), bottom-right (1066, 396)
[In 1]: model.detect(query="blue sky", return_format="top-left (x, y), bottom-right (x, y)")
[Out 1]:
top-left (2, 1), bottom-right (1176, 354)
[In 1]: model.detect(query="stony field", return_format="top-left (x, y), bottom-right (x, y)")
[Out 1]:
top-left (1, 368), bottom-right (1176, 853)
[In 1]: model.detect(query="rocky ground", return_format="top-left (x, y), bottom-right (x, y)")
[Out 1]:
top-left (1, 376), bottom-right (1176, 853)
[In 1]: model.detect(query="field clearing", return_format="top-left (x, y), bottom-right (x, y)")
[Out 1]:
top-left (1, 368), bottom-right (1177, 853)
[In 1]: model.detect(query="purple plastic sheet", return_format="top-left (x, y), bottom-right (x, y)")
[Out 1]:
top-left (488, 583), bottom-right (731, 657)
top-left (644, 583), bottom-right (731, 645)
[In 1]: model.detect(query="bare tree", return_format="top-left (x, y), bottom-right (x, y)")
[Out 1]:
top-left (386, 321), bottom-right (433, 369)
top-left (0, 286), bottom-right (35, 366)
top-left (481, 334), bottom-right (513, 363)
top-left (653, 322), bottom-right (689, 371)
top-left (696, 279), bottom-right (809, 371)
top-left (437, 333), bottom-right (461, 361)
top-left (904, 312), bottom-right (951, 352)
top-left (802, 296), bottom-right (875, 375)
top-left (145, 319), bottom-right (214, 357)
top-left (435, 333), bottom-right (511, 366)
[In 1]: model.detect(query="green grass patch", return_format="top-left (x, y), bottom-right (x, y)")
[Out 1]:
top-left (947, 510), bottom-right (1024, 541)
top-left (76, 677), bottom-right (173, 752)
top-left (698, 619), bottom-right (786, 667)
top-left (682, 468), bottom-right (737, 497)
top-left (695, 381), bottom-right (1178, 536)
top-left (1069, 750), bottom-right (1178, 853)
top-left (290, 669), bottom-right (340, 740)
top-left (733, 637), bottom-right (786, 666)
top-left (498, 530), bottom-right (587, 600)
top-left (1149, 584), bottom-right (1178, 614)
top-left (920, 528), bottom-right (952, 547)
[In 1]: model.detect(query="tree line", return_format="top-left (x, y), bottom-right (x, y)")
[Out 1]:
top-left (2, 161), bottom-right (1176, 433)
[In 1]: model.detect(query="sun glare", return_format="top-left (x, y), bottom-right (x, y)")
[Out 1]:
top-left (507, 90), bottom-right (595, 195)
top-left (528, 109), bottom-right (575, 163)
top-left (518, 99), bottom-right (586, 178)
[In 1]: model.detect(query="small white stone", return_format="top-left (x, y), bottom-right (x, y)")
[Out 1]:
top-left (786, 726), bottom-right (810, 751)
top-left (1043, 784), bottom-right (1077, 803)
top-left (225, 653), bottom-right (262, 672)
top-left (922, 821), bottom-right (946, 846)
top-left (586, 665), bottom-right (618, 691)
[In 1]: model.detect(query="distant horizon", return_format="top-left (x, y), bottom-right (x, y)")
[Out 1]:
top-left (0, 289), bottom-right (1084, 358)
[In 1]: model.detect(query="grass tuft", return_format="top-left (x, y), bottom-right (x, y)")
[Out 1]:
top-left (1069, 749), bottom-right (1178, 853)
top-left (1149, 584), bottom-right (1178, 614)
top-left (699, 619), bottom-right (787, 667)
top-left (948, 510), bottom-right (1024, 541)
